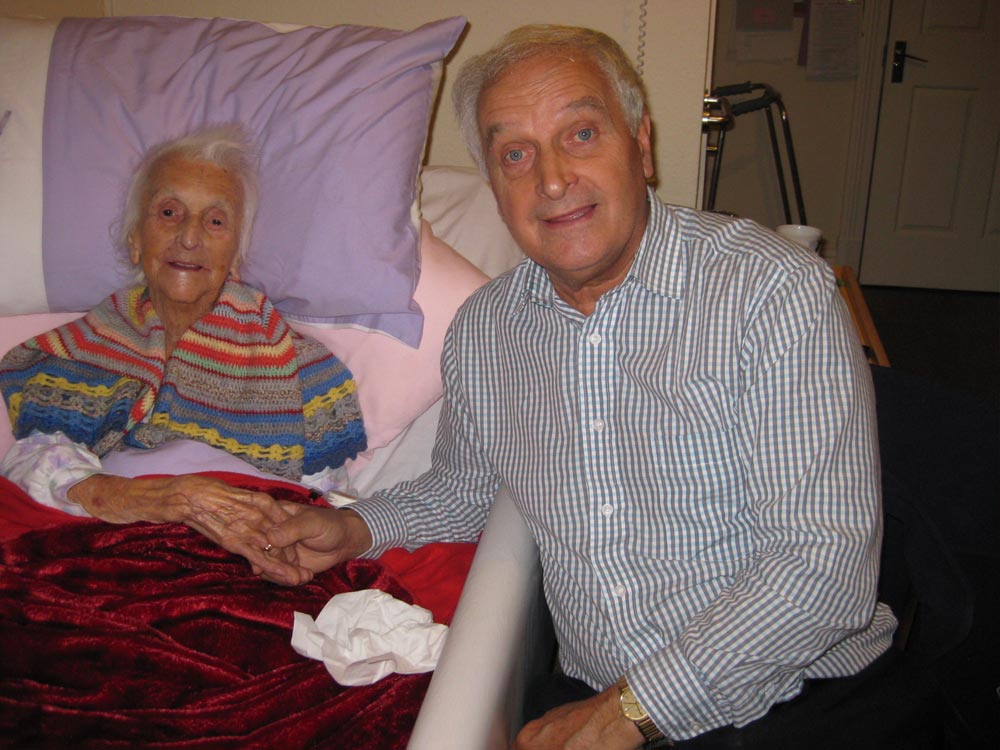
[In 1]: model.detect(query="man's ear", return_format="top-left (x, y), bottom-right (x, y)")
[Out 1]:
top-left (636, 112), bottom-right (655, 182)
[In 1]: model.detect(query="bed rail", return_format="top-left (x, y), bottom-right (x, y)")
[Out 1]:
top-left (409, 486), bottom-right (554, 749)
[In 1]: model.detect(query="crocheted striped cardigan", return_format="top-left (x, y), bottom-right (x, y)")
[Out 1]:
top-left (0, 281), bottom-right (366, 480)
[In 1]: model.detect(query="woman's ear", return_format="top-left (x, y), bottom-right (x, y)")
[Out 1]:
top-left (228, 258), bottom-right (241, 282)
top-left (127, 234), bottom-right (141, 265)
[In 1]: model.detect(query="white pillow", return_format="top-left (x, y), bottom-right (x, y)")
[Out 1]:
top-left (421, 166), bottom-right (524, 277)
top-left (0, 17), bottom-right (55, 315)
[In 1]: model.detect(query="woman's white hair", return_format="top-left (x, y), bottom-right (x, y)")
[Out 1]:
top-left (451, 25), bottom-right (648, 173)
top-left (117, 124), bottom-right (259, 280)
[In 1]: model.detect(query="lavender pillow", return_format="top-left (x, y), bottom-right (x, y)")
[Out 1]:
top-left (41, 15), bottom-right (466, 346)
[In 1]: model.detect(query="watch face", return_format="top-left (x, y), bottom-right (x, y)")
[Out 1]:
top-left (620, 685), bottom-right (647, 721)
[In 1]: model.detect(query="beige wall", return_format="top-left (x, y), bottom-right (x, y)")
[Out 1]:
top-left (1, 0), bottom-right (716, 209)
top-left (0, 0), bottom-right (102, 16)
top-left (710, 0), bottom-right (864, 261)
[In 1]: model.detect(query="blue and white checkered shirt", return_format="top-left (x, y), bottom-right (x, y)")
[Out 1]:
top-left (356, 190), bottom-right (897, 740)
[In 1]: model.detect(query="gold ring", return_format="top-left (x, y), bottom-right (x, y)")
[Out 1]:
top-left (263, 543), bottom-right (273, 552)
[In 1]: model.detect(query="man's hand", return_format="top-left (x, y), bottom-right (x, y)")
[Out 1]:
top-left (257, 502), bottom-right (375, 585)
top-left (514, 686), bottom-right (645, 750)
top-left (68, 473), bottom-right (302, 582)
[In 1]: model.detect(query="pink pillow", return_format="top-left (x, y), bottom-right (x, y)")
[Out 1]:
top-left (0, 222), bottom-right (488, 461)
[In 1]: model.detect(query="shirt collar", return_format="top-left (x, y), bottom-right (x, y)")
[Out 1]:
top-left (517, 187), bottom-right (686, 312)
top-left (628, 187), bottom-right (686, 299)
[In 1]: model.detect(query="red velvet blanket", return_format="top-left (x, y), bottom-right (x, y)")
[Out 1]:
top-left (0, 474), bottom-right (475, 749)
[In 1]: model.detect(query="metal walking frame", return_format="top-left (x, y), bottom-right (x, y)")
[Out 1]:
top-left (703, 82), bottom-right (807, 226)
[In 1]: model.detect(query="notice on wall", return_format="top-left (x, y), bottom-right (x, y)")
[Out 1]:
top-left (806, 0), bottom-right (863, 80)
top-left (736, 0), bottom-right (794, 30)
top-left (730, 0), bottom-right (798, 63)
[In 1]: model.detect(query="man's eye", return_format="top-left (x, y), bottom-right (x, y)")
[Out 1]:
top-left (505, 148), bottom-right (524, 163)
top-left (577, 128), bottom-right (594, 142)
top-left (161, 208), bottom-right (175, 217)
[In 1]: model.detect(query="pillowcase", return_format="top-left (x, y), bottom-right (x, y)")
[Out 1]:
top-left (5, 15), bottom-right (466, 346)
top-left (0, 221), bottom-right (488, 463)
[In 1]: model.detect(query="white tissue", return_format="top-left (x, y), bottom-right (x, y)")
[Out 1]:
top-left (291, 589), bottom-right (448, 686)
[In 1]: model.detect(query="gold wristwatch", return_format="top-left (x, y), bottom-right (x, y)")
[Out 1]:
top-left (616, 677), bottom-right (669, 745)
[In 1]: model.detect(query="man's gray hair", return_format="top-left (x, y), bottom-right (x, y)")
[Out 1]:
top-left (118, 124), bottom-right (259, 278)
top-left (452, 25), bottom-right (648, 172)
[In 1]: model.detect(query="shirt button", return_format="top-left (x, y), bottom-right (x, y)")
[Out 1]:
top-left (613, 584), bottom-right (627, 597)
top-left (588, 332), bottom-right (602, 345)
top-left (591, 418), bottom-right (605, 432)
top-left (601, 503), bottom-right (614, 517)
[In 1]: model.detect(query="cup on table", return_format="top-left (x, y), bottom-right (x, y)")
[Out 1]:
top-left (775, 224), bottom-right (822, 252)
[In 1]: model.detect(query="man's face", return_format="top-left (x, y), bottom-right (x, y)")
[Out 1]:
top-left (478, 52), bottom-right (654, 307)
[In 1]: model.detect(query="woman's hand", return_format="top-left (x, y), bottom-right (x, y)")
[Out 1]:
top-left (68, 473), bottom-right (304, 581)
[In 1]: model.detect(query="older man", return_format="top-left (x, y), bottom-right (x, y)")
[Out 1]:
top-left (266, 25), bottom-right (898, 749)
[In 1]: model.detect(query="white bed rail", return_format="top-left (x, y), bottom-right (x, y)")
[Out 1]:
top-left (408, 486), bottom-right (554, 749)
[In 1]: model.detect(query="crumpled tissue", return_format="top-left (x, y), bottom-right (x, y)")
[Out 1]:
top-left (291, 589), bottom-right (448, 686)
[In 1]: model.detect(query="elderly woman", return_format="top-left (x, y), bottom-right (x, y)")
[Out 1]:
top-left (0, 125), bottom-right (366, 577)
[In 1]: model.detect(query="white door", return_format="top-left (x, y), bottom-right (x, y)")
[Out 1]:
top-left (860, 0), bottom-right (1000, 291)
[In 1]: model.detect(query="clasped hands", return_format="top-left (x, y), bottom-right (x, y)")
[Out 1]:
top-left (253, 502), bottom-right (374, 586)
top-left (68, 474), bottom-right (369, 585)
top-left (198, 493), bottom-right (373, 585)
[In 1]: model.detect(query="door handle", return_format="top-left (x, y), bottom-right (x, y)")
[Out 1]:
top-left (891, 41), bottom-right (928, 83)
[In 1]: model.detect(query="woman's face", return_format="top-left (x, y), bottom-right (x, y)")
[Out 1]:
top-left (129, 154), bottom-right (243, 321)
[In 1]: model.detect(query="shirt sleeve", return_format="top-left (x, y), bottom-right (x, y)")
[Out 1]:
top-left (628, 266), bottom-right (889, 739)
top-left (0, 430), bottom-right (103, 516)
top-left (350, 322), bottom-right (501, 557)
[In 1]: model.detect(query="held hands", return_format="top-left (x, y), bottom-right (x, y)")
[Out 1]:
top-left (68, 474), bottom-right (374, 586)
top-left (257, 503), bottom-right (375, 586)
top-left (514, 686), bottom-right (645, 750)
top-left (69, 473), bottom-right (305, 582)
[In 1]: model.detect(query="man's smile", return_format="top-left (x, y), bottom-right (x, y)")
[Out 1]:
top-left (542, 204), bottom-right (596, 225)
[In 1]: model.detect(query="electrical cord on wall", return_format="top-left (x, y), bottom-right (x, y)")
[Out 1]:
top-left (636, 0), bottom-right (648, 76)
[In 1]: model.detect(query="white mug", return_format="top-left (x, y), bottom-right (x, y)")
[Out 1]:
top-left (776, 224), bottom-right (822, 251)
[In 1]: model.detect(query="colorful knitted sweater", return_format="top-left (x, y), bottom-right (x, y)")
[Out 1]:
top-left (0, 281), bottom-right (366, 480)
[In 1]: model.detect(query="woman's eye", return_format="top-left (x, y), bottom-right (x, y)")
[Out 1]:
top-left (158, 203), bottom-right (182, 221)
top-left (204, 209), bottom-right (229, 230)
top-left (505, 148), bottom-right (525, 163)
top-left (577, 128), bottom-right (594, 142)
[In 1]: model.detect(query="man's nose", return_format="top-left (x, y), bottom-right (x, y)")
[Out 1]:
top-left (536, 150), bottom-right (574, 201)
